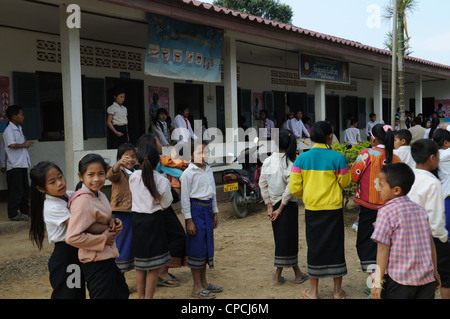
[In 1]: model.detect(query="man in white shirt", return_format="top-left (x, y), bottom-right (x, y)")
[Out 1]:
top-left (365, 113), bottom-right (378, 141)
top-left (257, 109), bottom-right (275, 139)
top-left (3, 105), bottom-right (33, 221)
top-left (288, 110), bottom-right (310, 139)
top-left (343, 120), bottom-right (362, 147)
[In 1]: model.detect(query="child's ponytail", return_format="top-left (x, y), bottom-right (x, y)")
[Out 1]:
top-left (372, 124), bottom-right (395, 164)
top-left (29, 162), bottom-right (63, 251)
top-left (137, 143), bottom-right (161, 201)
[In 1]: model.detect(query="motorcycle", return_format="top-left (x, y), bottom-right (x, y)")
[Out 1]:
top-left (222, 137), bottom-right (310, 218)
top-left (222, 143), bottom-right (265, 218)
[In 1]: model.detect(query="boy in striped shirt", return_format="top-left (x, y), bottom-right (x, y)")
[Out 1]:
top-left (370, 163), bottom-right (440, 299)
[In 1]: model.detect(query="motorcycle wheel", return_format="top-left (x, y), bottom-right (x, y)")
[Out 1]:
top-left (232, 188), bottom-right (248, 218)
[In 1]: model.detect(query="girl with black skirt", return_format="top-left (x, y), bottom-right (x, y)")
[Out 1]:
top-left (259, 129), bottom-right (308, 286)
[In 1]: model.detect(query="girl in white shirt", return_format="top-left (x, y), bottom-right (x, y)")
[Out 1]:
top-left (259, 129), bottom-right (308, 286)
top-left (129, 143), bottom-right (173, 299)
top-left (180, 141), bottom-right (222, 299)
top-left (29, 162), bottom-right (86, 299)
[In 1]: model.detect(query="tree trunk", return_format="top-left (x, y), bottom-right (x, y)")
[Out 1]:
top-left (397, 10), bottom-right (406, 129)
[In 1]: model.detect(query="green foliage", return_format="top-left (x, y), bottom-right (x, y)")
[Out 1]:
top-left (213, 0), bottom-right (294, 24)
top-left (332, 141), bottom-right (371, 209)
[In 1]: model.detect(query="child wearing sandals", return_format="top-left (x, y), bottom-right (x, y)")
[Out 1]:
top-left (259, 129), bottom-right (308, 286)
top-left (129, 143), bottom-right (173, 299)
top-left (180, 141), bottom-right (223, 299)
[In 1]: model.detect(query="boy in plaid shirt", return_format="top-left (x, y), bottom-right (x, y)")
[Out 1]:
top-left (370, 163), bottom-right (440, 299)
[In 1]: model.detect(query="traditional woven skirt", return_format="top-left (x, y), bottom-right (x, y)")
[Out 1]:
top-left (305, 209), bottom-right (347, 278)
top-left (132, 211), bottom-right (171, 271)
top-left (114, 211), bottom-right (134, 272)
top-left (163, 206), bottom-right (187, 268)
top-left (271, 201), bottom-right (299, 268)
top-left (356, 206), bottom-right (378, 272)
top-left (186, 199), bottom-right (215, 269)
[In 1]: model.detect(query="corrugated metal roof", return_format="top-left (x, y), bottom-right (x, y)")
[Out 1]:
top-left (182, 0), bottom-right (450, 70)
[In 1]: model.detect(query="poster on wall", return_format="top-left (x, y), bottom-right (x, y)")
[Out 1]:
top-left (435, 99), bottom-right (450, 121)
top-left (300, 54), bottom-right (350, 84)
top-left (0, 76), bottom-right (10, 133)
top-left (252, 92), bottom-right (264, 120)
top-left (148, 86), bottom-right (170, 120)
top-left (145, 13), bottom-right (224, 83)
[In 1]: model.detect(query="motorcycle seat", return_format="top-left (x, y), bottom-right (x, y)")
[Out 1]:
top-left (223, 169), bottom-right (249, 176)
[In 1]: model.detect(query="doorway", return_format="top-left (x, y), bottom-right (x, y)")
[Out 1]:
top-left (105, 77), bottom-right (145, 148)
top-left (326, 95), bottom-right (340, 140)
top-left (174, 83), bottom-right (204, 127)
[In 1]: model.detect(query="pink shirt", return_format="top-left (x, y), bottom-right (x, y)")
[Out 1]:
top-left (66, 185), bottom-right (119, 263)
top-left (371, 196), bottom-right (435, 286)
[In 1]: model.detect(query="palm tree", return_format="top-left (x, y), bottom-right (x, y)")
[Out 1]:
top-left (384, 0), bottom-right (418, 129)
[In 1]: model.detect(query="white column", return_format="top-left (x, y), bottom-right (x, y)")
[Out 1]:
top-left (59, 4), bottom-right (84, 189)
top-left (415, 73), bottom-right (423, 115)
top-left (314, 81), bottom-right (326, 121)
top-left (373, 66), bottom-right (383, 122)
top-left (223, 35), bottom-right (238, 141)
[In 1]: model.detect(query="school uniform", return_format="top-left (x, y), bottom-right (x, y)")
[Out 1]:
top-left (107, 102), bottom-right (128, 148)
top-left (152, 120), bottom-right (171, 145)
top-left (107, 166), bottom-right (134, 272)
top-left (257, 118), bottom-right (275, 139)
top-left (408, 168), bottom-right (450, 288)
top-left (2, 122), bottom-right (31, 219)
top-left (180, 163), bottom-right (218, 269)
top-left (288, 118), bottom-right (310, 139)
top-left (289, 143), bottom-right (351, 278)
top-left (45, 191), bottom-right (86, 299)
top-left (365, 121), bottom-right (378, 140)
top-left (438, 148), bottom-right (450, 233)
top-left (351, 146), bottom-right (401, 272)
top-left (66, 184), bottom-right (129, 299)
top-left (343, 126), bottom-right (361, 146)
top-left (259, 152), bottom-right (298, 268)
top-left (173, 114), bottom-right (198, 143)
top-left (129, 170), bottom-right (173, 271)
top-left (394, 145), bottom-right (416, 169)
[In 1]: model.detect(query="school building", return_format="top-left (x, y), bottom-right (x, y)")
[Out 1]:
top-left (1, 0), bottom-right (450, 190)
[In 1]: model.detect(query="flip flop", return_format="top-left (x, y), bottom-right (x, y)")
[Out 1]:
top-left (295, 274), bottom-right (309, 284)
top-left (301, 288), bottom-right (318, 299)
top-left (191, 289), bottom-right (216, 299)
top-left (207, 283), bottom-right (224, 293)
top-left (157, 277), bottom-right (180, 287)
top-left (334, 290), bottom-right (346, 299)
top-left (272, 276), bottom-right (285, 286)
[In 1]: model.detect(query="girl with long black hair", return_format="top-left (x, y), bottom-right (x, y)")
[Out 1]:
top-left (259, 129), bottom-right (308, 286)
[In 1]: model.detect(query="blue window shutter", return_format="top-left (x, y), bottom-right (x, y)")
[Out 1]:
top-left (12, 72), bottom-right (41, 140)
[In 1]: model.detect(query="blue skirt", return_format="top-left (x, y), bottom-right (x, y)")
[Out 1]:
top-left (114, 212), bottom-right (134, 272)
top-left (186, 199), bottom-right (215, 269)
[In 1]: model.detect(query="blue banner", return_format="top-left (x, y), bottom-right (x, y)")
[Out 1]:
top-left (145, 13), bottom-right (224, 83)
top-left (300, 54), bottom-right (350, 83)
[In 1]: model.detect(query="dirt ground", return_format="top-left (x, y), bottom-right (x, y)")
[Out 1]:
top-left (0, 199), bottom-right (436, 300)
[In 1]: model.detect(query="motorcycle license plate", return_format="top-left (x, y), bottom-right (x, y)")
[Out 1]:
top-left (224, 182), bottom-right (238, 192)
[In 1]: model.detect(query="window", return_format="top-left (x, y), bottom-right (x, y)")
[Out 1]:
top-left (12, 72), bottom-right (107, 141)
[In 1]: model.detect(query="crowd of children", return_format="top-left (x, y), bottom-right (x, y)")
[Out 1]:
top-left (10, 96), bottom-right (449, 300)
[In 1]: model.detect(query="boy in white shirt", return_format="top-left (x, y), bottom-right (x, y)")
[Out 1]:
top-left (343, 120), bottom-right (361, 147)
top-left (408, 139), bottom-right (450, 299)
top-left (393, 129), bottom-right (415, 169)
top-left (3, 105), bottom-right (33, 221)
top-left (365, 113), bottom-right (378, 141)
